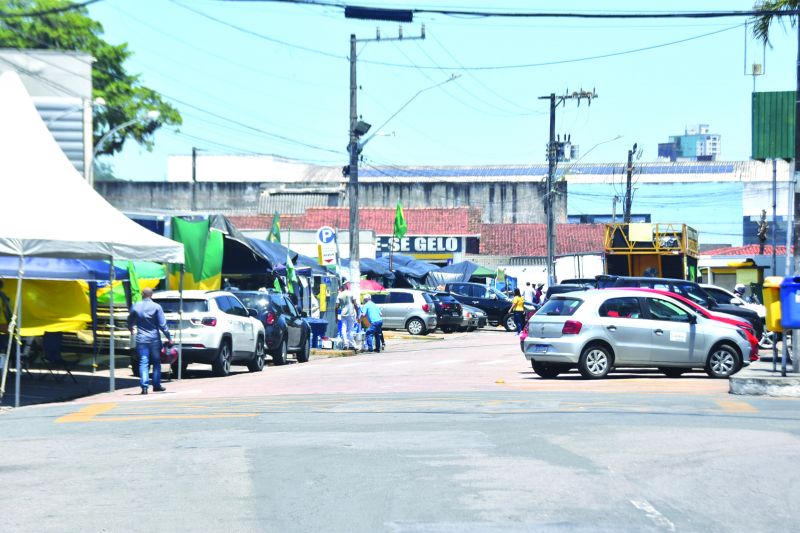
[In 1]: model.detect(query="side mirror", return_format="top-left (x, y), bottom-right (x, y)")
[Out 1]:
top-left (488, 293), bottom-right (497, 300)
top-left (248, 308), bottom-right (258, 319)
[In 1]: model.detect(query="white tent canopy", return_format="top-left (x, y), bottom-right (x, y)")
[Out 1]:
top-left (0, 71), bottom-right (184, 407)
top-left (0, 71), bottom-right (184, 263)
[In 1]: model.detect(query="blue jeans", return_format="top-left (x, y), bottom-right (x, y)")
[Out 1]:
top-left (365, 321), bottom-right (383, 352)
top-left (137, 340), bottom-right (162, 389)
top-left (514, 311), bottom-right (524, 335)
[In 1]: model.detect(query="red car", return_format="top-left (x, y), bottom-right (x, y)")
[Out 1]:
top-left (616, 288), bottom-right (759, 362)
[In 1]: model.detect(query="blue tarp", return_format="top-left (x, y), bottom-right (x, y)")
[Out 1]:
top-left (0, 257), bottom-right (128, 280)
top-left (247, 238), bottom-right (298, 271)
top-left (425, 261), bottom-right (480, 287)
top-left (377, 254), bottom-right (438, 280)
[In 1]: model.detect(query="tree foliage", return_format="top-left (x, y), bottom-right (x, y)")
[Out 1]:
top-left (0, 0), bottom-right (181, 155)
top-left (753, 1), bottom-right (799, 45)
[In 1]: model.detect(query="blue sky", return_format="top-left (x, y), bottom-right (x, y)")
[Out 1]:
top-left (87, 0), bottom-right (799, 181)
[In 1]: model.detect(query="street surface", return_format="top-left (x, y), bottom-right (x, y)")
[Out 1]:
top-left (1, 329), bottom-right (799, 532)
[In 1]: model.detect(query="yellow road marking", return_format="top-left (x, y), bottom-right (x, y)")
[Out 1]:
top-left (715, 400), bottom-right (758, 413)
top-left (96, 413), bottom-right (257, 422)
top-left (56, 403), bottom-right (117, 424)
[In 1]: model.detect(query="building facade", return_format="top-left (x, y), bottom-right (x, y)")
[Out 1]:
top-left (658, 124), bottom-right (721, 162)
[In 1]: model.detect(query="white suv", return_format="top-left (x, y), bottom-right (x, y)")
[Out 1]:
top-left (152, 290), bottom-right (266, 376)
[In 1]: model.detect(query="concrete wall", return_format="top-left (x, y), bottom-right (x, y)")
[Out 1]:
top-left (96, 180), bottom-right (568, 224)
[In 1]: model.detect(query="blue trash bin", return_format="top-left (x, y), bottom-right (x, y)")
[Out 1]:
top-left (779, 276), bottom-right (800, 328)
top-left (304, 318), bottom-right (328, 348)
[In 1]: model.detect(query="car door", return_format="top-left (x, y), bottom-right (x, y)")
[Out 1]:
top-left (369, 293), bottom-right (391, 327)
top-left (226, 295), bottom-right (254, 354)
top-left (482, 287), bottom-right (511, 322)
top-left (643, 296), bottom-right (702, 364)
top-left (596, 296), bottom-right (652, 364)
top-left (282, 295), bottom-right (304, 350)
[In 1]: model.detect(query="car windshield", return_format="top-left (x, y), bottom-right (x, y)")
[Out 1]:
top-left (538, 297), bottom-right (582, 316)
top-left (155, 299), bottom-right (208, 313)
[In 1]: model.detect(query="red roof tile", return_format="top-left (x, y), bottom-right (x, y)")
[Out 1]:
top-left (480, 224), bottom-right (605, 256)
top-left (702, 244), bottom-right (792, 256)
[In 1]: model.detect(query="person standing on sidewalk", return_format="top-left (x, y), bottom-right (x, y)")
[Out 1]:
top-left (511, 288), bottom-right (525, 336)
top-left (127, 287), bottom-right (172, 395)
top-left (337, 285), bottom-right (357, 350)
top-left (362, 294), bottom-right (384, 353)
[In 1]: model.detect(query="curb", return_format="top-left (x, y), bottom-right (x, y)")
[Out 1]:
top-left (729, 359), bottom-right (800, 397)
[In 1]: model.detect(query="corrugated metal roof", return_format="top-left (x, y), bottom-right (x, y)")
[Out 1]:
top-left (752, 91), bottom-right (795, 160)
top-left (258, 192), bottom-right (336, 214)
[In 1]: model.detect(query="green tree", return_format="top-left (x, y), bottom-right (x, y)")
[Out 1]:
top-left (0, 0), bottom-right (181, 155)
top-left (753, 1), bottom-right (799, 44)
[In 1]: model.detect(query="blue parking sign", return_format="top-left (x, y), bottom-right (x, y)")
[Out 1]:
top-left (317, 226), bottom-right (336, 245)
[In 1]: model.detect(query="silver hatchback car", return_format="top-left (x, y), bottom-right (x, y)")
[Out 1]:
top-left (522, 289), bottom-right (751, 379)
top-left (369, 289), bottom-right (438, 335)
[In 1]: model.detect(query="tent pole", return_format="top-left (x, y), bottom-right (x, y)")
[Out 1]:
top-left (109, 258), bottom-right (115, 392)
top-left (178, 266), bottom-right (184, 381)
top-left (0, 256), bottom-right (23, 406)
top-left (13, 256), bottom-right (23, 408)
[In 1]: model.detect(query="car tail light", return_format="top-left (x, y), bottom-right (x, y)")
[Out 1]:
top-left (265, 311), bottom-right (276, 325)
top-left (562, 320), bottom-right (582, 335)
top-left (201, 317), bottom-right (217, 327)
top-left (422, 304), bottom-right (430, 313)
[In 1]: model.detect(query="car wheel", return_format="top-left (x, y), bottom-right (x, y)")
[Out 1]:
top-left (247, 336), bottom-right (265, 372)
top-left (297, 336), bottom-right (311, 363)
top-left (659, 367), bottom-right (687, 378)
top-left (271, 338), bottom-right (287, 366)
top-left (503, 314), bottom-right (516, 332)
top-left (532, 361), bottom-right (562, 379)
top-left (406, 317), bottom-right (426, 335)
top-left (130, 357), bottom-right (140, 378)
top-left (441, 325), bottom-right (455, 334)
top-left (578, 344), bottom-right (612, 379)
top-left (705, 343), bottom-right (741, 379)
top-left (212, 340), bottom-right (232, 377)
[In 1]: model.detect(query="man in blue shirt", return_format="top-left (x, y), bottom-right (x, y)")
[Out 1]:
top-left (362, 294), bottom-right (384, 353)
top-left (127, 288), bottom-right (172, 394)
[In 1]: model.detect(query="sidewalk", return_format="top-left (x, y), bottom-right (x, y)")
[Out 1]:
top-left (729, 354), bottom-right (800, 397)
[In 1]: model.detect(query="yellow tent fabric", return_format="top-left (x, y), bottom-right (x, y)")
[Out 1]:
top-left (0, 279), bottom-right (90, 336)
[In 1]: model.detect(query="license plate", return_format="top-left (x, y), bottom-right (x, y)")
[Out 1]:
top-left (534, 344), bottom-right (548, 353)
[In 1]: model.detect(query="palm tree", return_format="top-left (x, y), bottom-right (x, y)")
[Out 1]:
top-left (753, 1), bottom-right (799, 44)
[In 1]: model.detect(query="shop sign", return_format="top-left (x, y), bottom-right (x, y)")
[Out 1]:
top-left (377, 236), bottom-right (462, 254)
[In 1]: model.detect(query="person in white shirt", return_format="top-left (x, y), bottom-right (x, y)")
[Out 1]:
top-left (522, 282), bottom-right (535, 304)
top-left (337, 286), bottom-right (357, 350)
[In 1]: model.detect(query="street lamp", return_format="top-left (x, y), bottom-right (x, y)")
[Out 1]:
top-left (89, 109), bottom-right (159, 186)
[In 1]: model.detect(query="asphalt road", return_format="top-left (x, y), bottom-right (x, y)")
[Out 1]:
top-left (1, 329), bottom-right (798, 532)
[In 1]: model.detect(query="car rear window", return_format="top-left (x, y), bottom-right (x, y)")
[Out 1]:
top-left (235, 293), bottom-right (271, 309)
top-left (155, 299), bottom-right (208, 313)
top-left (538, 297), bottom-right (582, 316)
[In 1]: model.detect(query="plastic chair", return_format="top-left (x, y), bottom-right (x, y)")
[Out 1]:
top-left (40, 332), bottom-right (77, 383)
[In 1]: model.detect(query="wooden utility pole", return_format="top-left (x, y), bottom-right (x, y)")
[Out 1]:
top-left (623, 143), bottom-right (637, 223)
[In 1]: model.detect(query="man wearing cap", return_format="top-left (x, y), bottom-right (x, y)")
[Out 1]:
top-left (127, 287), bottom-right (172, 395)
top-left (361, 293), bottom-right (384, 353)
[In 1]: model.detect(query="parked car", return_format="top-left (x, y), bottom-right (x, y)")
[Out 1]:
top-left (369, 289), bottom-right (438, 335)
top-left (427, 291), bottom-right (463, 333)
top-left (232, 290), bottom-right (311, 365)
top-left (544, 283), bottom-right (591, 301)
top-left (459, 304), bottom-right (488, 332)
top-left (700, 284), bottom-right (771, 349)
top-left (445, 282), bottom-right (526, 331)
top-left (142, 290), bottom-right (266, 377)
top-left (615, 287), bottom-right (759, 362)
top-left (596, 275), bottom-right (763, 339)
top-left (522, 289), bottom-right (752, 380)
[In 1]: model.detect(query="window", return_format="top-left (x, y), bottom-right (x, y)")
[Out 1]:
top-left (155, 299), bottom-right (208, 313)
top-left (236, 293), bottom-right (270, 310)
top-left (646, 298), bottom-right (691, 322)
top-left (389, 292), bottom-right (414, 304)
top-left (599, 297), bottom-right (642, 319)
top-left (449, 284), bottom-right (470, 297)
top-left (370, 294), bottom-right (388, 304)
top-left (214, 296), bottom-right (232, 314)
top-left (538, 297), bottom-right (582, 316)
top-left (227, 296), bottom-right (249, 317)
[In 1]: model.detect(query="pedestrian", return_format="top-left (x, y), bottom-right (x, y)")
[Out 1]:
top-left (361, 294), bottom-right (384, 353)
top-left (534, 284), bottom-right (543, 305)
top-left (0, 280), bottom-right (12, 351)
top-left (511, 287), bottom-right (525, 336)
top-left (127, 287), bottom-right (172, 395)
top-left (522, 282), bottom-right (535, 304)
top-left (337, 285), bottom-right (357, 350)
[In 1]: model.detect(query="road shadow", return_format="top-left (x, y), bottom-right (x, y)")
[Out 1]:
top-left (519, 368), bottom-right (712, 381)
top-left (1, 368), bottom-right (141, 407)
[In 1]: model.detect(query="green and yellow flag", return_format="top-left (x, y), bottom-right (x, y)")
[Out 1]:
top-left (286, 253), bottom-right (296, 294)
top-left (268, 212), bottom-right (281, 243)
top-left (128, 261), bottom-right (141, 304)
top-left (393, 201), bottom-right (407, 239)
top-left (170, 217), bottom-right (224, 290)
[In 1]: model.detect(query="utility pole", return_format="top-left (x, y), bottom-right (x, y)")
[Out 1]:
top-left (191, 146), bottom-right (198, 212)
top-left (538, 89), bottom-right (597, 286)
top-left (623, 143), bottom-right (637, 223)
top-left (346, 26), bottom-right (424, 295)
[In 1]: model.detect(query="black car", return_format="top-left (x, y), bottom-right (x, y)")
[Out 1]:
top-left (444, 282), bottom-right (517, 331)
top-left (427, 292), bottom-right (464, 333)
top-left (596, 275), bottom-right (763, 338)
top-left (544, 283), bottom-right (592, 301)
top-left (233, 290), bottom-right (312, 365)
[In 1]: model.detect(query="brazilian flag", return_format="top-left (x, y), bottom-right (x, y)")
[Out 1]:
top-left (170, 217), bottom-right (224, 290)
top-left (268, 212), bottom-right (281, 243)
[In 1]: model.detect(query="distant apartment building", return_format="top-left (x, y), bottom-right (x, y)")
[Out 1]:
top-left (658, 124), bottom-right (721, 162)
